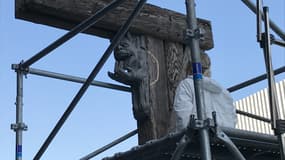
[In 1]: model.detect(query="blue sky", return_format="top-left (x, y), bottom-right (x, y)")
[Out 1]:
top-left (1, 0), bottom-right (285, 159)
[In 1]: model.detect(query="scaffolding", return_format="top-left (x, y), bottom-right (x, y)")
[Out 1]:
top-left (10, 0), bottom-right (285, 160)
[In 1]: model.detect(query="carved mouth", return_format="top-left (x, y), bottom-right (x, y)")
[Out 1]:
top-left (123, 67), bottom-right (131, 73)
top-left (115, 50), bottom-right (132, 60)
top-left (118, 50), bottom-right (129, 56)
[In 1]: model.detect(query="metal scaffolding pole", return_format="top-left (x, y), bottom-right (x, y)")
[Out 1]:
top-left (33, 0), bottom-right (147, 159)
top-left (261, 7), bottom-right (278, 130)
top-left (185, 0), bottom-right (212, 159)
top-left (262, 6), bottom-right (285, 160)
top-left (11, 64), bottom-right (28, 160)
top-left (236, 110), bottom-right (271, 123)
top-left (256, 1), bottom-right (285, 158)
top-left (80, 129), bottom-right (138, 160)
top-left (28, 67), bottom-right (131, 92)
top-left (241, 0), bottom-right (285, 41)
top-left (171, 2), bottom-right (246, 160)
top-left (227, 66), bottom-right (285, 92)
top-left (227, 65), bottom-right (285, 124)
top-left (273, 39), bottom-right (285, 47)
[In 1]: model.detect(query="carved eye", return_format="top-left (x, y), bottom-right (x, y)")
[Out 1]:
top-left (120, 42), bottom-right (129, 48)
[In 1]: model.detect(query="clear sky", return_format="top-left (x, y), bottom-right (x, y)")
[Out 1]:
top-left (1, 0), bottom-right (285, 160)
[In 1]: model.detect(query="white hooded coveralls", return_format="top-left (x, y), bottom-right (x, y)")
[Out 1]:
top-left (174, 76), bottom-right (237, 131)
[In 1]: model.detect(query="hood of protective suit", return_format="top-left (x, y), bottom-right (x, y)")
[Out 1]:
top-left (201, 76), bottom-right (223, 94)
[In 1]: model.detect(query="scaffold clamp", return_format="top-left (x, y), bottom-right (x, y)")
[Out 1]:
top-left (185, 28), bottom-right (205, 42)
top-left (11, 123), bottom-right (28, 132)
top-left (11, 61), bottom-right (29, 75)
top-left (276, 120), bottom-right (285, 135)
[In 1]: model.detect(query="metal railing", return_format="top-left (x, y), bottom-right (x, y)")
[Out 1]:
top-left (11, 0), bottom-right (285, 160)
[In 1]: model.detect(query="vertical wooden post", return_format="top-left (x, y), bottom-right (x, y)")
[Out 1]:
top-left (110, 33), bottom-right (192, 144)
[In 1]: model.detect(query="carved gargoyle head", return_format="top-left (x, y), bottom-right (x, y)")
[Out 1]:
top-left (108, 32), bottom-right (148, 86)
top-left (114, 32), bottom-right (135, 61)
top-left (108, 32), bottom-right (150, 121)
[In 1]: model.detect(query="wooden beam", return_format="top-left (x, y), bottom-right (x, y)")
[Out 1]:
top-left (15, 0), bottom-right (214, 50)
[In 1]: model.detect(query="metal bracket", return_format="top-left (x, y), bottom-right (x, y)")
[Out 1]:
top-left (11, 123), bottom-right (28, 132)
top-left (276, 120), bottom-right (285, 135)
top-left (211, 112), bottom-right (246, 160)
top-left (185, 28), bottom-right (205, 42)
top-left (214, 127), bottom-right (246, 160)
top-left (171, 115), bottom-right (211, 160)
top-left (11, 61), bottom-right (29, 76)
top-left (260, 33), bottom-right (275, 48)
top-left (189, 117), bottom-right (215, 130)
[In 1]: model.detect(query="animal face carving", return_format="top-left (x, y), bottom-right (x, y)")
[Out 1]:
top-left (109, 33), bottom-right (147, 85)
top-left (108, 33), bottom-right (150, 121)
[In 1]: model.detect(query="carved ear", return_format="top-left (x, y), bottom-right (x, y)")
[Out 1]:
top-left (123, 32), bottom-right (146, 51)
top-left (131, 34), bottom-right (146, 50)
top-left (138, 36), bottom-right (146, 50)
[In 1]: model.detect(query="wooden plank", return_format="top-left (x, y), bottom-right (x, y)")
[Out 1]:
top-left (146, 36), bottom-right (170, 139)
top-left (136, 36), bottom-right (193, 143)
top-left (15, 0), bottom-right (214, 50)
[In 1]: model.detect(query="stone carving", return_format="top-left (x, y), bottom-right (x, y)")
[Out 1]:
top-left (108, 33), bottom-right (150, 121)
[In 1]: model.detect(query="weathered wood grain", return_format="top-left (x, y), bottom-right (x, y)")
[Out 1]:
top-left (146, 36), bottom-right (171, 139)
top-left (135, 36), bottom-right (194, 144)
top-left (15, 0), bottom-right (214, 50)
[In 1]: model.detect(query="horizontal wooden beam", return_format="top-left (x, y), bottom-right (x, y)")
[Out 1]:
top-left (15, 0), bottom-right (214, 50)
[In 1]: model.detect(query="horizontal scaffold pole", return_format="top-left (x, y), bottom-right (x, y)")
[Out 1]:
top-left (28, 67), bottom-right (131, 92)
top-left (227, 66), bottom-right (285, 92)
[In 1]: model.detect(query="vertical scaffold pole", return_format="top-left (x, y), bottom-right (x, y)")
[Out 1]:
top-left (262, 6), bottom-right (285, 160)
top-left (185, 0), bottom-right (212, 160)
top-left (11, 64), bottom-right (28, 160)
top-left (262, 6), bottom-right (278, 132)
top-left (15, 71), bottom-right (24, 160)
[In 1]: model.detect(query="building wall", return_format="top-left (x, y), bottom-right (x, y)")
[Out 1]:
top-left (234, 79), bottom-right (285, 134)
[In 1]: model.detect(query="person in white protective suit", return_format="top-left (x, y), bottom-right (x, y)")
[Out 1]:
top-left (174, 52), bottom-right (237, 132)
